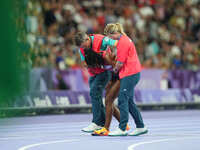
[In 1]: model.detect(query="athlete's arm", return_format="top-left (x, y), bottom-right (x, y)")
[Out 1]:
top-left (102, 47), bottom-right (116, 67)
top-left (101, 37), bottom-right (118, 67)
top-left (79, 49), bottom-right (85, 61)
top-left (81, 61), bottom-right (88, 68)
top-left (104, 52), bottom-right (116, 67)
top-left (79, 49), bottom-right (88, 68)
top-left (102, 37), bottom-right (118, 50)
top-left (113, 61), bottom-right (123, 73)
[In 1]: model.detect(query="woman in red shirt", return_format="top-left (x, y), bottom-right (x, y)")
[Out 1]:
top-left (104, 23), bottom-right (148, 136)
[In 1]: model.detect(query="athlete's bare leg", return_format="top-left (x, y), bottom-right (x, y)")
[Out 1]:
top-left (104, 80), bottom-right (120, 130)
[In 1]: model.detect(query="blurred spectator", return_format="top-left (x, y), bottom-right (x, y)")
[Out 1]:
top-left (56, 73), bottom-right (70, 90)
top-left (55, 48), bottom-right (66, 70)
top-left (25, 0), bottom-right (199, 70)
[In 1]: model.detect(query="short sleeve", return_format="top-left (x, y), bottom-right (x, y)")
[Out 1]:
top-left (101, 37), bottom-right (118, 51)
top-left (103, 37), bottom-right (117, 47)
top-left (79, 49), bottom-right (85, 61)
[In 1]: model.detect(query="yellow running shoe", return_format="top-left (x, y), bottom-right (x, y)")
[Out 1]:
top-left (91, 127), bottom-right (109, 136)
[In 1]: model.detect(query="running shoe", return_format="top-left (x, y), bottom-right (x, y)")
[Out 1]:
top-left (128, 126), bottom-right (148, 136)
top-left (108, 128), bottom-right (128, 136)
top-left (91, 127), bottom-right (109, 136)
top-left (81, 123), bottom-right (102, 133)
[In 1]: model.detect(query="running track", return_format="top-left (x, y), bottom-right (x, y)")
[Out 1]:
top-left (0, 110), bottom-right (200, 150)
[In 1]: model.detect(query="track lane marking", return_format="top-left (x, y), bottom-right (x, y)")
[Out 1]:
top-left (128, 137), bottom-right (200, 150)
top-left (18, 139), bottom-right (79, 150)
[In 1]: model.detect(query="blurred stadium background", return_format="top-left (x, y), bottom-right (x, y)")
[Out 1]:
top-left (0, 0), bottom-right (200, 117)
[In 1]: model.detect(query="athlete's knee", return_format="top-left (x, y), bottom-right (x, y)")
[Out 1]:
top-left (105, 98), bottom-right (113, 107)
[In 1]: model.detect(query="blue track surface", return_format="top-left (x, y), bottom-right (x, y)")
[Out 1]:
top-left (0, 110), bottom-right (200, 150)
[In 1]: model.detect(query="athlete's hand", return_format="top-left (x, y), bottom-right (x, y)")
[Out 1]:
top-left (82, 61), bottom-right (88, 68)
top-left (113, 61), bottom-right (123, 73)
top-left (104, 52), bottom-right (116, 67)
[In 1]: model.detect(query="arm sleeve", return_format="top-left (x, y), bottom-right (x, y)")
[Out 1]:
top-left (79, 49), bottom-right (85, 61)
top-left (101, 37), bottom-right (118, 51)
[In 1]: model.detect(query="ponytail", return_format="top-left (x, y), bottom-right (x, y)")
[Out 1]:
top-left (104, 23), bottom-right (126, 35)
top-left (115, 23), bottom-right (126, 35)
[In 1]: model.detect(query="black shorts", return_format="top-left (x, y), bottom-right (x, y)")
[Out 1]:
top-left (111, 71), bottom-right (119, 81)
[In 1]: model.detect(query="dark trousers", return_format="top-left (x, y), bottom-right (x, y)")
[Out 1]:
top-left (118, 73), bottom-right (144, 131)
top-left (89, 70), bottom-right (111, 126)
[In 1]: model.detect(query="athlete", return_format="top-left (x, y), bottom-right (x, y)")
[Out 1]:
top-left (92, 28), bottom-right (130, 136)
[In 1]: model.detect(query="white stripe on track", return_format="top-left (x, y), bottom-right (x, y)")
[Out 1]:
top-left (0, 121), bottom-right (89, 129)
top-left (18, 139), bottom-right (79, 150)
top-left (0, 117), bottom-right (199, 129)
top-left (1, 130), bottom-right (200, 140)
top-left (128, 137), bottom-right (200, 150)
top-left (1, 121), bottom-right (200, 132)
top-left (1, 126), bottom-right (200, 137)
top-left (0, 133), bottom-right (88, 141)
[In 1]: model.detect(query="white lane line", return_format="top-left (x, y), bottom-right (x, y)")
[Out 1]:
top-left (0, 118), bottom-right (199, 128)
top-left (0, 133), bottom-right (88, 141)
top-left (2, 133), bottom-right (199, 141)
top-left (2, 126), bottom-right (200, 135)
top-left (0, 121), bottom-right (89, 129)
top-left (1, 121), bottom-right (200, 131)
top-left (151, 126), bottom-right (200, 131)
top-left (128, 137), bottom-right (200, 150)
top-left (1, 120), bottom-right (200, 131)
top-left (2, 128), bottom-right (200, 139)
top-left (0, 137), bottom-right (26, 140)
top-left (18, 139), bottom-right (79, 150)
top-left (2, 131), bottom-right (200, 141)
top-left (0, 124), bottom-right (86, 131)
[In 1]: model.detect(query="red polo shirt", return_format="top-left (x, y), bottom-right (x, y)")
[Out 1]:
top-left (116, 35), bottom-right (141, 79)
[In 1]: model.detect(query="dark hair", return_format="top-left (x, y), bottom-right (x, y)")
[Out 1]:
top-left (74, 32), bottom-right (87, 46)
top-left (84, 48), bottom-right (105, 68)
